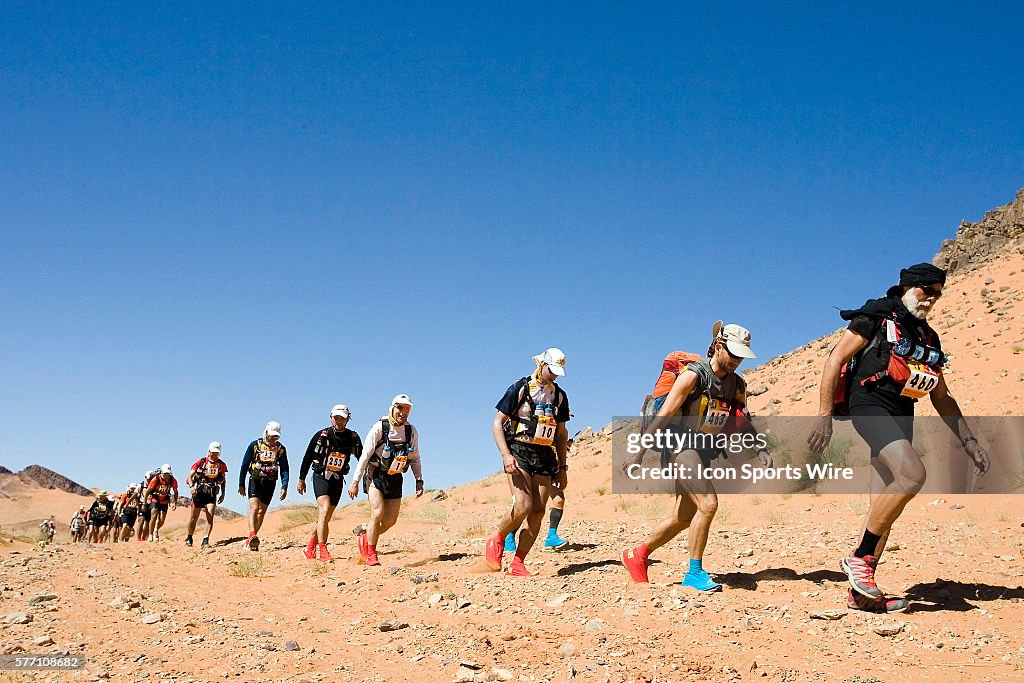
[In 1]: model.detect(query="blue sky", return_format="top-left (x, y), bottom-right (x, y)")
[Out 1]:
top-left (1, 3), bottom-right (1021, 513)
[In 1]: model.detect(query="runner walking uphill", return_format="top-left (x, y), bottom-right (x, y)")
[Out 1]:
top-left (504, 429), bottom-right (577, 555)
top-left (136, 470), bottom-right (155, 541)
top-left (347, 395), bottom-right (423, 567)
top-left (185, 442), bottom-right (228, 548)
top-left (484, 348), bottom-right (571, 577)
top-left (119, 484), bottom-right (141, 542)
top-left (622, 323), bottom-right (772, 591)
top-left (146, 465), bottom-right (179, 542)
top-left (87, 491), bottom-right (114, 544)
top-left (70, 506), bottom-right (86, 543)
top-left (238, 421), bottom-right (289, 551)
top-left (808, 262), bottom-right (989, 613)
top-left (39, 517), bottom-right (56, 544)
top-left (298, 405), bottom-right (363, 562)
top-left (110, 494), bottom-right (124, 543)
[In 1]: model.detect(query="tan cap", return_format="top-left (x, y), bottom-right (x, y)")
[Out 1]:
top-left (712, 320), bottom-right (756, 359)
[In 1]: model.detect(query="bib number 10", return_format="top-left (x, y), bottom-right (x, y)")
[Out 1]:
top-left (533, 422), bottom-right (556, 447)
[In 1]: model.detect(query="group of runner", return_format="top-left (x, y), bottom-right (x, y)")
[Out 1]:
top-left (619, 262), bottom-right (990, 613)
top-left (54, 261), bottom-right (991, 614)
top-left (68, 464), bottom-right (182, 544)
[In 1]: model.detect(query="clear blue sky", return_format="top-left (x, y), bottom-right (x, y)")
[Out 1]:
top-left (2, 3), bottom-right (1021, 513)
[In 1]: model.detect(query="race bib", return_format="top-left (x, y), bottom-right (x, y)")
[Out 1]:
top-left (700, 399), bottom-right (730, 435)
top-left (258, 451), bottom-right (276, 463)
top-left (532, 421), bottom-right (556, 447)
top-left (387, 454), bottom-right (408, 475)
top-left (901, 361), bottom-right (940, 399)
top-left (205, 462), bottom-right (220, 478)
top-left (96, 504), bottom-right (107, 514)
top-left (325, 452), bottom-right (347, 473)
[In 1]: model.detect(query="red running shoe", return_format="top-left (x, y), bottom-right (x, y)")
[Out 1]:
top-left (303, 537), bottom-right (316, 560)
top-left (507, 557), bottom-right (532, 577)
top-left (841, 554), bottom-right (881, 599)
top-left (847, 588), bottom-right (909, 613)
top-left (622, 546), bottom-right (650, 583)
top-left (366, 548), bottom-right (380, 567)
top-left (317, 543), bottom-right (333, 563)
top-left (357, 532), bottom-right (368, 563)
top-left (484, 534), bottom-right (504, 571)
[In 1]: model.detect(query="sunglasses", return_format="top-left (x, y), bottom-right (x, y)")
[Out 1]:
top-left (918, 285), bottom-right (943, 298)
top-left (720, 344), bottom-right (743, 361)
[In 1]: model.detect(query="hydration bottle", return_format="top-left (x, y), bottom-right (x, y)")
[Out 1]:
top-left (893, 338), bottom-right (945, 368)
top-left (544, 405), bottom-right (554, 425)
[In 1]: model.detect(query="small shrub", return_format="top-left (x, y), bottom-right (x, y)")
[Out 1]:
top-left (229, 557), bottom-right (265, 578)
top-left (414, 505), bottom-right (448, 524)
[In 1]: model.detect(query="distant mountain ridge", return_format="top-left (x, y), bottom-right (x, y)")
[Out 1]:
top-left (1, 465), bottom-right (93, 497)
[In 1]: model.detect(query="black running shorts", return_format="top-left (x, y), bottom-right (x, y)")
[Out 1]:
top-left (369, 469), bottom-right (404, 500)
top-left (191, 487), bottom-right (219, 508)
top-left (850, 404), bottom-right (914, 458)
top-left (247, 476), bottom-right (277, 506)
top-left (312, 472), bottom-right (345, 506)
top-left (508, 441), bottom-right (558, 478)
top-left (121, 509), bottom-right (138, 527)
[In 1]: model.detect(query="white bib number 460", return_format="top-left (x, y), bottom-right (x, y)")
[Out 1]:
top-left (901, 361), bottom-right (940, 399)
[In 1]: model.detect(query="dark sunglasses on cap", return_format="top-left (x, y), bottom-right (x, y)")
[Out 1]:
top-left (919, 284), bottom-right (943, 298)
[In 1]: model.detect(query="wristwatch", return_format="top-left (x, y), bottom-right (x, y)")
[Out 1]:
top-left (559, 465), bottom-right (568, 471)
top-left (416, 479), bottom-right (424, 485)
top-left (960, 436), bottom-right (978, 448)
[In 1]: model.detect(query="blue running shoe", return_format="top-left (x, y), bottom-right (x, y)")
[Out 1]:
top-left (504, 533), bottom-right (516, 553)
top-left (681, 569), bottom-right (721, 592)
top-left (543, 528), bottom-right (568, 550)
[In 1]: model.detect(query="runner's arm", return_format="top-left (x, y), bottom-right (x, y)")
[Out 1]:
top-left (930, 374), bottom-right (976, 441)
top-left (815, 330), bottom-right (869, 416)
top-left (238, 442), bottom-right (255, 489)
top-left (278, 447), bottom-right (289, 490)
top-left (492, 411), bottom-right (514, 460)
top-left (299, 432), bottom-right (320, 481)
top-left (350, 422), bottom-right (382, 483)
top-left (408, 426), bottom-right (422, 481)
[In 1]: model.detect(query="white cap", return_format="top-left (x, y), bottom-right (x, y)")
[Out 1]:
top-left (533, 347), bottom-right (567, 376)
top-left (127, 482), bottom-right (137, 490)
top-left (208, 441), bottom-right (222, 453)
top-left (144, 470), bottom-right (153, 479)
top-left (712, 321), bottom-right (757, 359)
top-left (160, 464), bottom-right (172, 474)
top-left (391, 394), bottom-right (413, 407)
top-left (265, 421), bottom-right (282, 437)
top-left (330, 404), bottom-right (351, 418)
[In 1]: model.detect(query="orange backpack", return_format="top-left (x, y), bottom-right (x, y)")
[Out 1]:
top-left (640, 351), bottom-right (703, 431)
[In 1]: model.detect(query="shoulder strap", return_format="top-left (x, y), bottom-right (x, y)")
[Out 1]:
top-left (404, 424), bottom-right (413, 445)
top-left (513, 377), bottom-right (535, 416)
top-left (376, 418), bottom-right (391, 450)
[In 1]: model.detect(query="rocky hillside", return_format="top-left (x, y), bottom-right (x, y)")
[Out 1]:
top-left (934, 188), bottom-right (1024, 275)
top-left (14, 465), bottom-right (93, 497)
top-left (745, 189), bottom-right (1024, 418)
